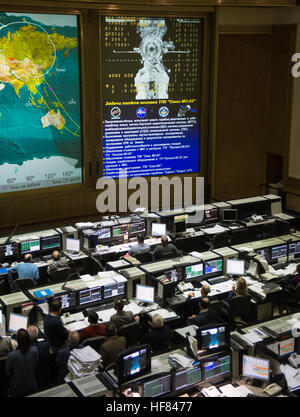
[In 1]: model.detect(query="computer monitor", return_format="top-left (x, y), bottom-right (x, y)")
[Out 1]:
top-left (40, 235), bottom-right (61, 251)
top-left (185, 263), bottom-right (204, 280)
top-left (54, 292), bottom-right (76, 310)
top-left (226, 258), bottom-right (245, 276)
top-left (0, 243), bottom-right (17, 259)
top-left (279, 338), bottom-right (295, 357)
top-left (116, 344), bottom-right (151, 385)
top-left (136, 284), bottom-right (155, 304)
top-left (97, 228), bottom-right (111, 241)
top-left (78, 287), bottom-right (102, 306)
top-left (19, 239), bottom-right (41, 255)
top-left (204, 208), bottom-right (219, 222)
top-left (242, 355), bottom-right (270, 382)
top-left (142, 373), bottom-right (172, 397)
top-left (289, 242), bottom-right (300, 257)
top-left (201, 351), bottom-right (232, 383)
top-left (8, 313), bottom-right (28, 333)
top-left (204, 259), bottom-right (223, 276)
top-left (129, 221), bottom-right (146, 236)
top-left (173, 221), bottom-right (186, 234)
top-left (271, 245), bottom-right (287, 261)
top-left (174, 366), bottom-right (202, 391)
top-left (255, 248), bottom-right (271, 263)
top-left (197, 323), bottom-right (230, 353)
top-left (103, 281), bottom-right (125, 299)
top-left (66, 238), bottom-right (80, 254)
top-left (164, 267), bottom-right (183, 283)
top-left (151, 223), bottom-right (166, 237)
top-left (112, 224), bottom-right (129, 238)
top-left (222, 209), bottom-right (237, 222)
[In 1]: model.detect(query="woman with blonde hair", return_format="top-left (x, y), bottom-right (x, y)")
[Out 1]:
top-left (226, 276), bottom-right (248, 301)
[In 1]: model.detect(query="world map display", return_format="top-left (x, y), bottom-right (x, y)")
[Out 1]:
top-left (0, 12), bottom-right (82, 193)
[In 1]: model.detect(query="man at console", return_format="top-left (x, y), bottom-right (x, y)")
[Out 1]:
top-left (152, 235), bottom-right (180, 260)
top-left (8, 253), bottom-right (39, 285)
top-left (127, 233), bottom-right (151, 257)
top-left (186, 297), bottom-right (217, 327)
top-left (47, 250), bottom-right (70, 275)
top-left (110, 298), bottom-right (136, 331)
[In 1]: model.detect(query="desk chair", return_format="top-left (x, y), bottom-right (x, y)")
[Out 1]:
top-left (118, 321), bottom-right (142, 348)
top-left (206, 232), bottom-right (229, 249)
top-left (48, 267), bottom-right (71, 284)
top-left (274, 219), bottom-right (291, 235)
top-left (153, 250), bottom-right (180, 261)
top-left (82, 336), bottom-right (106, 352)
top-left (230, 229), bottom-right (250, 245)
top-left (221, 295), bottom-right (252, 329)
top-left (0, 279), bottom-right (9, 295)
top-left (14, 278), bottom-right (35, 291)
top-left (0, 356), bottom-right (9, 397)
top-left (210, 299), bottom-right (222, 321)
top-left (134, 251), bottom-right (153, 263)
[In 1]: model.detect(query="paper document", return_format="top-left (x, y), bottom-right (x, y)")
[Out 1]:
top-left (65, 312), bottom-right (85, 324)
top-left (202, 386), bottom-right (222, 397)
top-left (67, 320), bottom-right (88, 332)
top-left (148, 309), bottom-right (177, 319)
top-left (242, 332), bottom-right (262, 344)
top-left (80, 274), bottom-right (94, 282)
top-left (169, 353), bottom-right (194, 369)
top-left (220, 383), bottom-right (253, 397)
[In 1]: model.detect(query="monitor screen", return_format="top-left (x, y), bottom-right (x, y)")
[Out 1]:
top-left (151, 223), bottom-right (166, 237)
top-left (54, 292), bottom-right (76, 310)
top-left (8, 313), bottom-right (28, 333)
top-left (117, 345), bottom-right (151, 384)
top-left (97, 228), bottom-right (111, 240)
top-left (185, 263), bottom-right (204, 280)
top-left (40, 235), bottom-right (61, 251)
top-left (242, 355), bottom-right (269, 381)
top-left (174, 214), bottom-right (188, 223)
top-left (174, 367), bottom-right (202, 391)
top-left (78, 287), bottom-right (102, 306)
top-left (205, 208), bottom-right (219, 221)
top-left (279, 338), bottom-right (295, 357)
top-left (198, 324), bottom-right (230, 352)
top-left (136, 284), bottom-right (155, 304)
top-left (66, 238), bottom-right (80, 253)
top-left (204, 259), bottom-right (223, 275)
top-left (164, 268), bottom-right (183, 283)
top-left (129, 221), bottom-right (146, 236)
top-left (226, 259), bottom-right (245, 276)
top-left (289, 242), bottom-right (300, 257)
top-left (143, 374), bottom-right (172, 397)
top-left (0, 243), bottom-right (17, 258)
top-left (20, 239), bottom-right (41, 254)
top-left (222, 209), bottom-right (237, 222)
top-left (202, 353), bottom-right (231, 382)
top-left (271, 245), bottom-right (287, 260)
top-left (103, 282), bottom-right (125, 299)
top-left (112, 224), bottom-right (129, 237)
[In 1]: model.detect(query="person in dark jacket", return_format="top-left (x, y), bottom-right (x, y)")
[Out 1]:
top-left (186, 297), bottom-right (216, 327)
top-left (99, 323), bottom-right (126, 369)
top-left (5, 328), bottom-right (39, 397)
top-left (109, 298), bottom-right (136, 331)
top-left (43, 298), bottom-right (68, 353)
top-left (141, 314), bottom-right (171, 353)
top-left (152, 236), bottom-right (180, 260)
top-left (27, 325), bottom-right (52, 389)
top-left (56, 331), bottom-right (83, 383)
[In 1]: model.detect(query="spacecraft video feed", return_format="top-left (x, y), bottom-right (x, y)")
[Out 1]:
top-left (101, 16), bottom-right (203, 178)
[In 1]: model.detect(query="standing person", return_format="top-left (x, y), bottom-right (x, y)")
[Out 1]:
top-left (56, 331), bottom-right (83, 383)
top-left (27, 325), bottom-right (52, 389)
top-left (5, 329), bottom-right (39, 397)
top-left (43, 299), bottom-right (68, 353)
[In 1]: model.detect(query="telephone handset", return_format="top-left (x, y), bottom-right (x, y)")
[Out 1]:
top-left (177, 281), bottom-right (194, 292)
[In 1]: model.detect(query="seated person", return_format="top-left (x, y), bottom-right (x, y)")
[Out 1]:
top-left (0, 335), bottom-right (14, 358)
top-left (152, 235), bottom-right (180, 260)
top-left (201, 284), bottom-right (211, 297)
top-left (226, 277), bottom-right (248, 302)
top-left (79, 311), bottom-right (106, 342)
top-left (8, 253), bottom-right (39, 283)
top-left (186, 297), bottom-right (216, 327)
top-left (184, 284), bottom-right (211, 317)
top-left (99, 323), bottom-right (126, 369)
top-left (56, 331), bottom-right (84, 383)
top-left (47, 250), bottom-right (71, 275)
top-left (141, 314), bottom-right (171, 353)
top-left (291, 264), bottom-right (300, 286)
top-left (110, 298), bottom-right (136, 331)
top-left (127, 233), bottom-right (150, 257)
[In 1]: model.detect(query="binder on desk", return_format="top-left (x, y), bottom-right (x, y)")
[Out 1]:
top-left (33, 289), bottom-right (54, 299)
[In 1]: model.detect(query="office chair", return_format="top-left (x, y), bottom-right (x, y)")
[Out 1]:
top-left (117, 321), bottom-right (142, 348)
top-left (82, 336), bottom-right (106, 352)
top-left (209, 299), bottom-right (222, 321)
top-left (153, 250), bottom-right (179, 261)
top-left (134, 251), bottom-right (153, 263)
top-left (48, 267), bottom-right (72, 284)
top-left (0, 279), bottom-right (9, 295)
top-left (230, 229), bottom-right (250, 245)
top-left (221, 295), bottom-right (252, 329)
top-left (0, 356), bottom-right (9, 397)
top-left (14, 278), bottom-right (35, 291)
top-left (274, 219), bottom-right (291, 236)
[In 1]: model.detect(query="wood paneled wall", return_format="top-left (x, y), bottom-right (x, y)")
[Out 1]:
top-left (212, 33), bottom-right (272, 201)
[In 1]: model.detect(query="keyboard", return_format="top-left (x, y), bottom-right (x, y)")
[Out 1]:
top-left (259, 326), bottom-right (278, 339)
top-left (208, 276), bottom-right (229, 285)
top-left (201, 223), bottom-right (217, 229)
top-left (273, 263), bottom-right (287, 271)
top-left (230, 332), bottom-right (251, 349)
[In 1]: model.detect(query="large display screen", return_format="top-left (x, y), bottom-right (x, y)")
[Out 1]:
top-left (0, 12), bottom-right (82, 193)
top-left (101, 16), bottom-right (202, 178)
